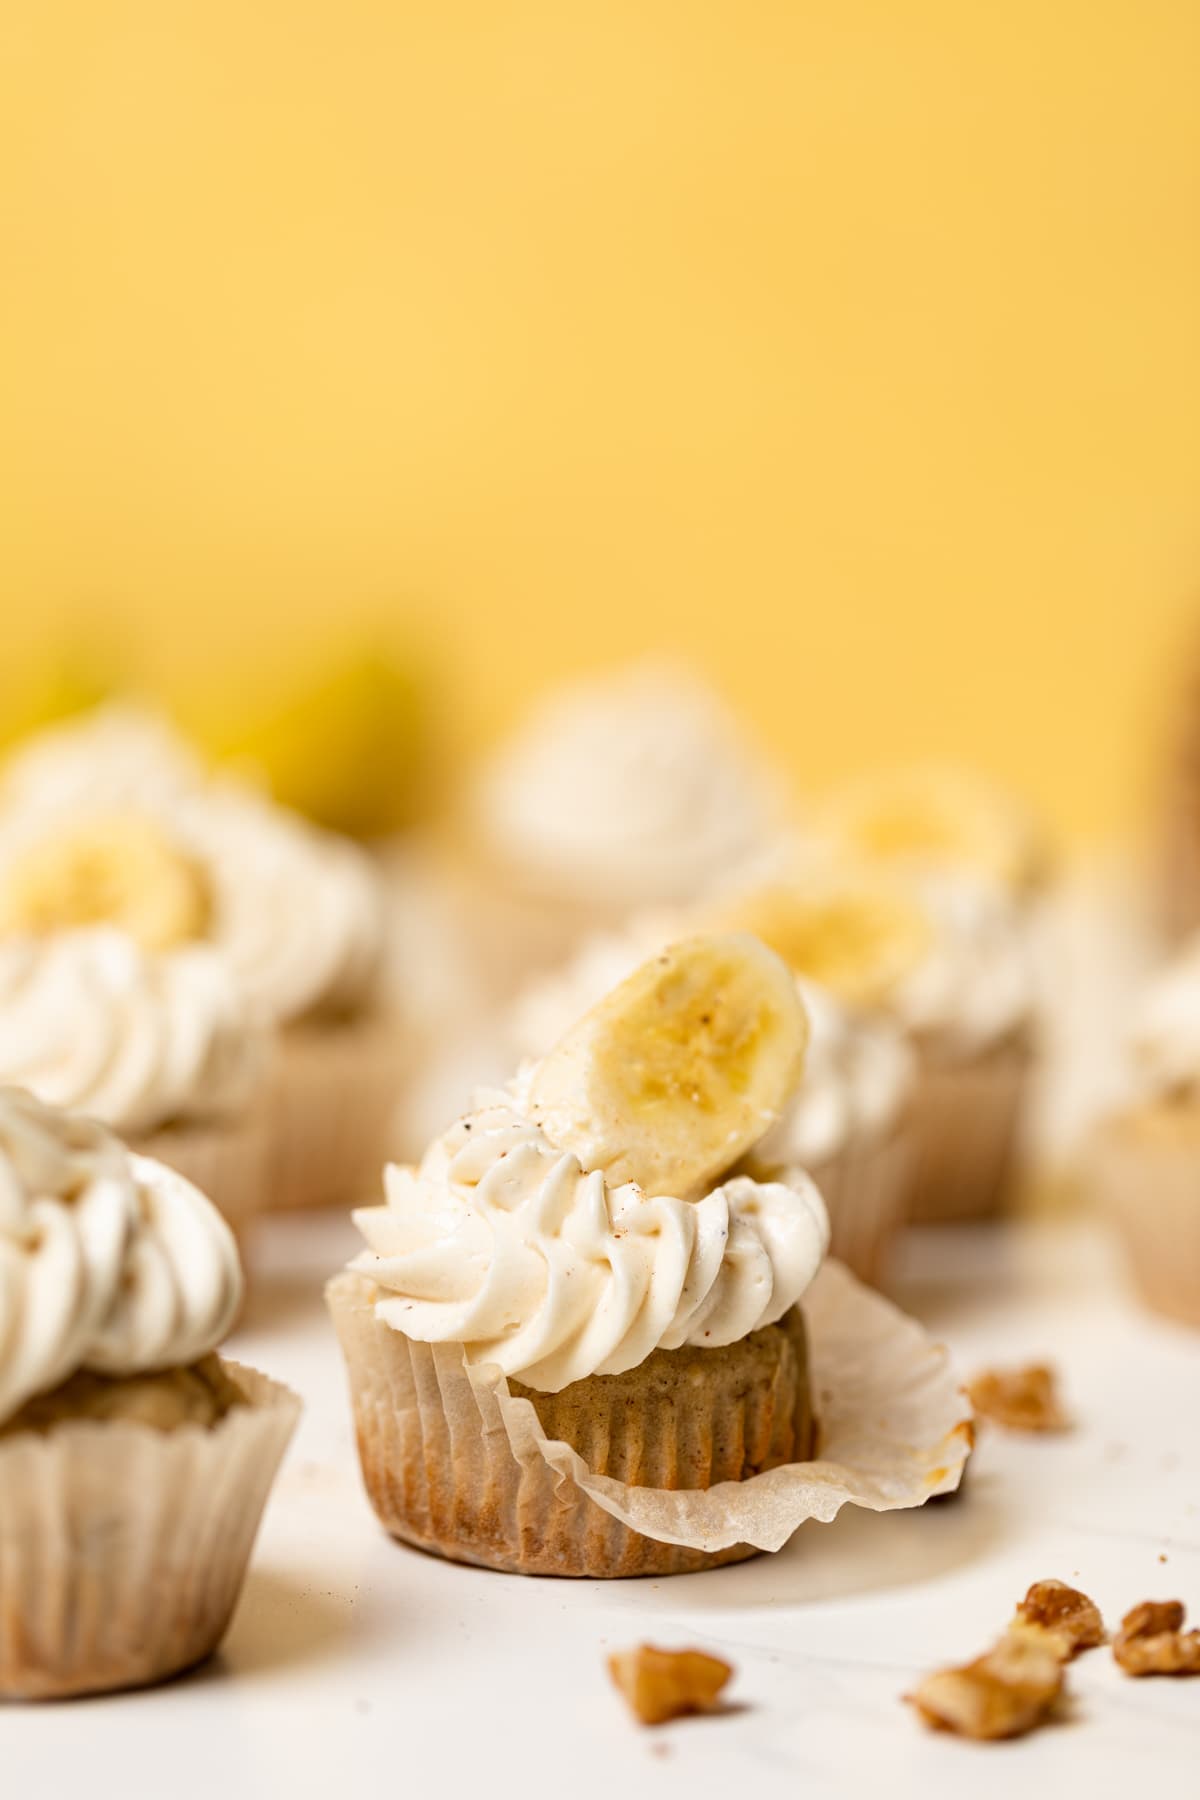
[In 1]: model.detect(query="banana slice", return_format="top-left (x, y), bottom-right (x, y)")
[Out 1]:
top-left (711, 875), bottom-right (932, 1011)
top-left (527, 932), bottom-right (807, 1196)
top-left (0, 814), bottom-right (213, 951)
top-left (813, 764), bottom-right (1040, 891)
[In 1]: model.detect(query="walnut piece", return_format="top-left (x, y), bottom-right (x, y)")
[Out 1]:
top-left (1113, 1601), bottom-right (1200, 1677)
top-left (608, 1644), bottom-right (733, 1726)
top-left (1012, 1579), bottom-right (1106, 1659)
top-left (909, 1630), bottom-right (1065, 1740)
top-left (966, 1363), bottom-right (1070, 1432)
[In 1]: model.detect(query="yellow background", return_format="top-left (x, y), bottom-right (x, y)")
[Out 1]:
top-left (2, 2), bottom-right (1198, 841)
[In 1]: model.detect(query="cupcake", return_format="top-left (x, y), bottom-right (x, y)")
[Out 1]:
top-left (714, 869), bottom-right (1034, 1224)
top-left (0, 928), bottom-right (270, 1242)
top-left (0, 1087), bottom-right (300, 1699)
top-left (808, 762), bottom-right (1047, 902)
top-left (1087, 940), bottom-right (1200, 1326)
top-left (444, 661), bottom-right (783, 1000)
top-left (511, 916), bottom-right (915, 1285)
top-left (329, 934), bottom-right (972, 1577)
top-left (0, 705), bottom-right (404, 1211)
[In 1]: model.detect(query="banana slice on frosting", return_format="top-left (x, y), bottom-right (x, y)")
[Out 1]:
top-left (812, 764), bottom-right (1040, 892)
top-left (528, 932), bottom-right (807, 1197)
top-left (711, 875), bottom-right (932, 1011)
top-left (0, 814), bottom-right (213, 951)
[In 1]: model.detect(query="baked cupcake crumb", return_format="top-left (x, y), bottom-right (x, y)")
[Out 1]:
top-left (907, 1630), bottom-right (1065, 1740)
top-left (966, 1362), bottom-right (1070, 1432)
top-left (1, 1353), bottom-right (246, 1438)
top-left (608, 1645), bottom-right (733, 1725)
top-left (1113, 1601), bottom-right (1200, 1677)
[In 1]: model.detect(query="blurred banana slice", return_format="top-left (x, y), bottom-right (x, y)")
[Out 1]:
top-left (0, 815), bottom-right (213, 951)
top-left (710, 875), bottom-right (932, 1011)
top-left (812, 764), bottom-right (1040, 891)
top-left (528, 932), bottom-right (807, 1196)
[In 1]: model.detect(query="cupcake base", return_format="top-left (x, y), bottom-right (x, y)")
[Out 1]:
top-left (0, 1361), bottom-right (300, 1701)
top-left (1088, 1110), bottom-right (1200, 1328)
top-left (265, 1017), bottom-right (408, 1211)
top-left (132, 1116), bottom-right (270, 1247)
top-left (327, 1272), bottom-right (813, 1578)
top-left (906, 1034), bottom-right (1030, 1224)
top-left (808, 1124), bottom-right (914, 1288)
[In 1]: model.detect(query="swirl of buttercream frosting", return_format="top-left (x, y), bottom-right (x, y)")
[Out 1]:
top-left (350, 1076), bottom-right (829, 1393)
top-left (0, 929), bottom-right (266, 1134)
top-left (475, 662), bottom-right (781, 907)
top-left (0, 1086), bottom-right (243, 1424)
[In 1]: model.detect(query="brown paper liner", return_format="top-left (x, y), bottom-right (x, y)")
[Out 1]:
top-left (905, 1033), bottom-right (1031, 1224)
top-left (264, 1016), bottom-right (409, 1211)
top-left (807, 1123), bottom-right (915, 1289)
top-left (131, 1116), bottom-right (270, 1247)
top-left (328, 1262), bottom-right (971, 1579)
top-left (1087, 1113), bottom-right (1200, 1328)
top-left (0, 1361), bottom-right (301, 1701)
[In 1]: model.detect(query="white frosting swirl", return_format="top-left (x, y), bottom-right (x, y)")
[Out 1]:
top-left (1129, 938), bottom-right (1200, 1098)
top-left (0, 1087), bottom-right (243, 1424)
top-left (887, 873), bottom-right (1032, 1054)
top-left (1, 703), bottom-right (207, 815)
top-left (511, 924), bottom-right (912, 1166)
top-left (184, 793), bottom-right (385, 1024)
top-left (351, 1078), bottom-right (829, 1393)
top-left (0, 930), bottom-right (265, 1134)
top-left (475, 662), bottom-right (781, 906)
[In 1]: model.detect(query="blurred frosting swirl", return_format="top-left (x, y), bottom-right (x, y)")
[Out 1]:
top-left (475, 662), bottom-right (780, 906)
top-left (0, 1086), bottom-right (243, 1425)
top-left (350, 1073), bottom-right (829, 1393)
top-left (886, 873), bottom-right (1032, 1054)
top-left (0, 929), bottom-right (266, 1134)
top-left (1129, 938), bottom-right (1200, 1099)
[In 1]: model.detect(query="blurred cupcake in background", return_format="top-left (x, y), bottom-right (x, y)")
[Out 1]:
top-left (448, 660), bottom-right (785, 999)
top-left (509, 912), bottom-right (915, 1286)
top-left (806, 762), bottom-right (1048, 904)
top-left (0, 704), bottom-right (406, 1212)
top-left (0, 926), bottom-right (270, 1245)
top-left (1086, 939), bottom-right (1200, 1327)
top-left (713, 867), bottom-right (1035, 1224)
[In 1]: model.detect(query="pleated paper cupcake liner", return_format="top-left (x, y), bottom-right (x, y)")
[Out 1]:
top-left (132, 1116), bottom-right (271, 1248)
top-left (0, 1361), bottom-right (301, 1701)
top-left (905, 1033), bottom-right (1031, 1224)
top-left (328, 1262), bottom-right (971, 1579)
top-left (1087, 1115), bottom-right (1200, 1328)
top-left (264, 1018), bottom-right (409, 1211)
top-left (807, 1123), bottom-right (915, 1289)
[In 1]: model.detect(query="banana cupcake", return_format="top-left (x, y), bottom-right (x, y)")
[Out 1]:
top-left (1087, 938), bottom-right (1200, 1326)
top-left (714, 869), bottom-right (1034, 1223)
top-left (0, 1087), bottom-right (300, 1699)
top-left (329, 935), bottom-right (972, 1576)
top-left (0, 927), bottom-right (270, 1242)
top-left (511, 917), bottom-right (915, 1285)
top-left (0, 705), bottom-right (402, 1211)
top-left (446, 661), bottom-right (783, 999)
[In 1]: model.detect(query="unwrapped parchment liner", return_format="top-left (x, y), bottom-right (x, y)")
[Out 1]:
top-left (0, 1361), bottom-right (301, 1700)
top-left (332, 1259), bottom-right (971, 1574)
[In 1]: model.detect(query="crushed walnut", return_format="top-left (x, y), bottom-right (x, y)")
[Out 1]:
top-left (908, 1629), bottom-right (1065, 1741)
top-left (1113, 1601), bottom-right (1200, 1677)
top-left (966, 1363), bottom-right (1070, 1433)
top-left (1012, 1580), bottom-right (1106, 1660)
top-left (608, 1644), bottom-right (733, 1726)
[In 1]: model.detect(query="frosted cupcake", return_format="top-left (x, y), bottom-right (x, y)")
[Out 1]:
top-left (329, 935), bottom-right (972, 1576)
top-left (0, 705), bottom-right (401, 1211)
top-left (0, 928), bottom-right (270, 1242)
top-left (0, 1087), bottom-right (300, 1699)
top-left (714, 870), bottom-right (1034, 1223)
top-left (511, 917), bottom-right (915, 1285)
top-left (450, 661), bottom-right (783, 998)
top-left (1087, 940), bottom-right (1200, 1326)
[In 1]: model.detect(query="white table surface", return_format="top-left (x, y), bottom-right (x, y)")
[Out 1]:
top-left (6, 1211), bottom-right (1199, 1799)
